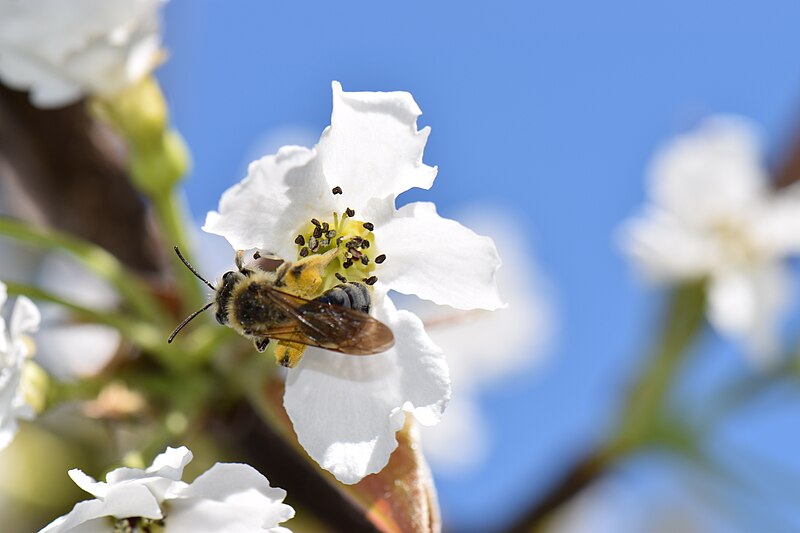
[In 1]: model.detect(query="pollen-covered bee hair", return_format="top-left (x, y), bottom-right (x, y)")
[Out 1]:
top-left (168, 246), bottom-right (394, 367)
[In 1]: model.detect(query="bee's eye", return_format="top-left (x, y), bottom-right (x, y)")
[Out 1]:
top-left (223, 271), bottom-right (235, 282)
top-left (215, 311), bottom-right (227, 325)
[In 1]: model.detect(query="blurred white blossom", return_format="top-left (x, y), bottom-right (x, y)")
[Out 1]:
top-left (40, 446), bottom-right (295, 533)
top-left (0, 0), bottom-right (166, 108)
top-left (204, 81), bottom-right (502, 484)
top-left (620, 116), bottom-right (800, 361)
top-left (402, 208), bottom-right (553, 473)
top-left (0, 281), bottom-right (41, 450)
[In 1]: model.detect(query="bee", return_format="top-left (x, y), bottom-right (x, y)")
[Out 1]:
top-left (168, 247), bottom-right (394, 367)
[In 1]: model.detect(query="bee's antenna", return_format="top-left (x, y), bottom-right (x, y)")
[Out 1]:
top-left (168, 301), bottom-right (215, 343)
top-left (173, 246), bottom-right (216, 290)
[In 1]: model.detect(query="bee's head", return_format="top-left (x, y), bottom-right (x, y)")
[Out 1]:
top-left (214, 270), bottom-right (241, 325)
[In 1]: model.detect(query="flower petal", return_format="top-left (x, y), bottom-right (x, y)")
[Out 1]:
top-left (751, 183), bottom-right (800, 257)
top-left (649, 116), bottom-right (768, 227)
top-left (203, 146), bottom-right (335, 261)
top-left (618, 208), bottom-right (719, 281)
top-left (377, 202), bottom-right (503, 310)
top-left (317, 81), bottom-right (437, 211)
top-left (707, 263), bottom-right (789, 364)
top-left (283, 296), bottom-right (450, 484)
top-left (167, 463), bottom-right (294, 532)
top-left (10, 296), bottom-right (40, 338)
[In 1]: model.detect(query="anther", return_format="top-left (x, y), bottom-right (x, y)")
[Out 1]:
top-left (362, 222), bottom-right (374, 231)
top-left (320, 238), bottom-right (330, 247)
top-left (350, 249), bottom-right (363, 260)
top-left (313, 226), bottom-right (323, 239)
top-left (326, 230), bottom-right (337, 239)
top-left (309, 236), bottom-right (319, 251)
top-left (360, 240), bottom-right (370, 249)
top-left (295, 235), bottom-right (305, 246)
top-left (336, 236), bottom-right (344, 246)
top-left (335, 273), bottom-right (347, 282)
top-left (345, 207), bottom-right (355, 217)
top-left (322, 222), bottom-right (329, 232)
top-left (311, 218), bottom-right (321, 227)
top-left (345, 252), bottom-right (353, 259)
top-left (343, 260), bottom-right (353, 269)
top-left (253, 251), bottom-right (261, 259)
top-left (364, 276), bottom-right (378, 286)
top-left (361, 255), bottom-right (369, 265)
top-left (332, 186), bottom-right (343, 195)
top-left (299, 247), bottom-right (309, 257)
top-left (375, 254), bottom-right (386, 264)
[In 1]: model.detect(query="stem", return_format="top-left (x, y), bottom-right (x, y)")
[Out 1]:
top-left (151, 190), bottom-right (205, 312)
top-left (502, 282), bottom-right (707, 532)
top-left (0, 218), bottom-right (165, 322)
top-left (5, 281), bottom-right (178, 370)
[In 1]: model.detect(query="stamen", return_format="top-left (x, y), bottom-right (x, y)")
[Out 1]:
top-left (335, 273), bottom-right (347, 282)
top-left (336, 236), bottom-right (344, 246)
top-left (361, 255), bottom-right (369, 265)
top-left (320, 238), bottom-right (330, 247)
top-left (345, 207), bottom-right (355, 217)
top-left (253, 251), bottom-right (261, 259)
top-left (375, 254), bottom-right (386, 264)
top-left (322, 222), bottom-right (329, 232)
top-left (313, 226), bottom-right (323, 239)
top-left (299, 247), bottom-right (309, 257)
top-left (343, 260), bottom-right (353, 269)
top-left (295, 235), bottom-right (305, 246)
top-left (332, 186), bottom-right (343, 195)
top-left (362, 222), bottom-right (374, 231)
top-left (311, 218), bottom-right (321, 227)
top-left (326, 230), bottom-right (337, 239)
top-left (364, 276), bottom-right (378, 285)
top-left (360, 240), bottom-right (370, 249)
top-left (309, 236), bottom-right (319, 251)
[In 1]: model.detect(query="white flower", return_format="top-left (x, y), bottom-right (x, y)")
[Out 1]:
top-left (401, 208), bottom-right (553, 473)
top-left (620, 116), bottom-right (800, 361)
top-left (204, 81), bottom-right (502, 483)
top-left (0, 0), bottom-right (165, 108)
top-left (40, 446), bottom-right (295, 533)
top-left (0, 280), bottom-right (41, 450)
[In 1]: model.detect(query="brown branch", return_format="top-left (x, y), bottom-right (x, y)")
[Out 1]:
top-left (0, 85), bottom-right (163, 274)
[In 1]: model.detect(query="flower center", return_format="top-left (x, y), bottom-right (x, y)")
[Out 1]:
top-left (292, 187), bottom-right (387, 291)
top-left (112, 517), bottom-right (165, 533)
top-left (710, 217), bottom-right (759, 265)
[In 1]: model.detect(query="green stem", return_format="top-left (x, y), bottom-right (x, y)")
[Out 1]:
top-left (151, 191), bottom-right (205, 312)
top-left (610, 281), bottom-right (707, 454)
top-left (5, 281), bottom-right (180, 370)
top-left (0, 217), bottom-right (165, 323)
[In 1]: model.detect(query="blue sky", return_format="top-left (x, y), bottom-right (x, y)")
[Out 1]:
top-left (159, 2), bottom-right (800, 530)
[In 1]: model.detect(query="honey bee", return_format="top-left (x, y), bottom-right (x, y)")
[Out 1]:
top-left (168, 247), bottom-right (394, 367)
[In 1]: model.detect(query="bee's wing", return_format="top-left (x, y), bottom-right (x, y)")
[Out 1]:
top-left (255, 286), bottom-right (395, 355)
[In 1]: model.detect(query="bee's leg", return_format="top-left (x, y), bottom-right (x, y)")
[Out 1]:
top-left (274, 341), bottom-right (307, 368)
top-left (254, 337), bottom-right (270, 353)
top-left (235, 250), bottom-right (246, 271)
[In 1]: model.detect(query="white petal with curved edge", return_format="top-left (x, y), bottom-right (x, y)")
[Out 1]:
top-left (10, 296), bottom-right (40, 338)
top-left (752, 184), bottom-right (800, 256)
top-left (284, 297), bottom-right (450, 484)
top-left (707, 264), bottom-right (789, 364)
top-left (167, 463), bottom-right (294, 532)
top-left (649, 116), bottom-right (767, 227)
top-left (204, 146), bottom-right (335, 261)
top-left (317, 81), bottom-right (437, 211)
top-left (619, 208), bottom-right (718, 281)
top-left (377, 202), bottom-right (503, 310)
